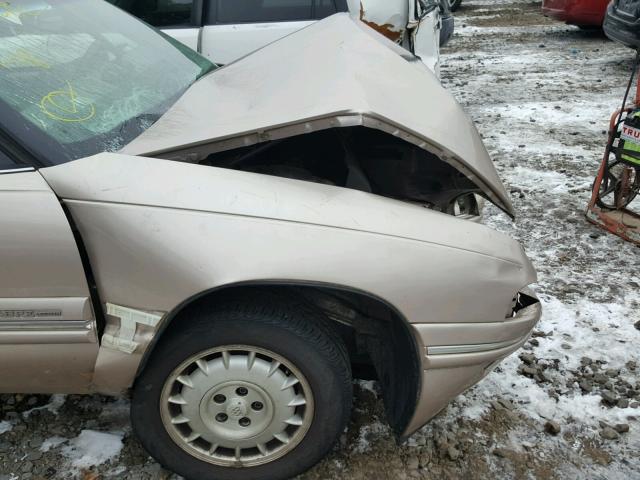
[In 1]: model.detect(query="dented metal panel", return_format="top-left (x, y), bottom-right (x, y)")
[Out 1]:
top-left (102, 303), bottom-right (163, 354)
top-left (0, 1), bottom-right (538, 446)
top-left (42, 153), bottom-right (535, 331)
top-left (92, 303), bottom-right (165, 394)
top-left (42, 151), bottom-right (535, 406)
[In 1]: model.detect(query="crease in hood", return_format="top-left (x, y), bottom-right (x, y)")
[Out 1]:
top-left (121, 14), bottom-right (514, 217)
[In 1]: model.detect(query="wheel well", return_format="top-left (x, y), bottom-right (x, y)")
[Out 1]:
top-left (139, 283), bottom-right (422, 435)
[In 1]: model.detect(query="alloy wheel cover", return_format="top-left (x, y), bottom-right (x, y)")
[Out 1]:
top-left (160, 345), bottom-right (315, 467)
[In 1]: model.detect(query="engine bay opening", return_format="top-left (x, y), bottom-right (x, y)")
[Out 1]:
top-left (198, 127), bottom-right (483, 217)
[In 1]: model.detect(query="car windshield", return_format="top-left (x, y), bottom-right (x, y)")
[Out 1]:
top-left (0, 0), bottom-right (215, 165)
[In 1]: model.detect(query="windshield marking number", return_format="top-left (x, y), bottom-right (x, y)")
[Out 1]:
top-left (40, 82), bottom-right (96, 123)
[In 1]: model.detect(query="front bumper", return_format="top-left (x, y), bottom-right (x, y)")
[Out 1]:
top-left (402, 291), bottom-right (542, 436)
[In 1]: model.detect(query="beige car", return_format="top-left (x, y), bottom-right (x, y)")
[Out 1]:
top-left (0, 1), bottom-right (540, 479)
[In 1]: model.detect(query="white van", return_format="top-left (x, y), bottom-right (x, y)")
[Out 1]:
top-left (110, 0), bottom-right (453, 76)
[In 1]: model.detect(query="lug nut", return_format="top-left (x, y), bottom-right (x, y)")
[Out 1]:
top-left (236, 387), bottom-right (248, 396)
top-left (215, 413), bottom-right (228, 422)
top-left (251, 401), bottom-right (263, 411)
top-left (239, 417), bottom-right (251, 427)
top-left (213, 394), bottom-right (226, 404)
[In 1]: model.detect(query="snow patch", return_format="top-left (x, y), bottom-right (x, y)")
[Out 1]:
top-left (453, 292), bottom-right (639, 430)
top-left (355, 380), bottom-right (379, 396)
top-left (453, 394), bottom-right (488, 421)
top-left (511, 166), bottom-right (571, 193)
top-left (22, 394), bottom-right (66, 418)
top-left (353, 420), bottom-right (391, 454)
top-left (0, 420), bottom-right (13, 435)
top-left (455, 23), bottom-right (572, 37)
top-left (62, 430), bottom-right (124, 469)
top-left (106, 465), bottom-right (128, 476)
top-left (40, 436), bottom-right (67, 452)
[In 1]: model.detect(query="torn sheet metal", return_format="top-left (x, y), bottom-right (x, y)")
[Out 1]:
top-left (358, 0), bottom-right (408, 43)
top-left (92, 303), bottom-right (164, 394)
top-left (103, 303), bottom-right (162, 354)
top-left (355, 0), bottom-right (441, 75)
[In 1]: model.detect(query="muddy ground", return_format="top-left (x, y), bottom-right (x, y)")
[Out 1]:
top-left (1, 0), bottom-right (639, 479)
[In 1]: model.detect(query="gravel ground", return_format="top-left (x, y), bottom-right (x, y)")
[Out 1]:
top-left (1, 1), bottom-right (639, 479)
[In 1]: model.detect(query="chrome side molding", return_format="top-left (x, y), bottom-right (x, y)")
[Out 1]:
top-left (0, 297), bottom-right (93, 321)
top-left (0, 167), bottom-right (36, 175)
top-left (426, 338), bottom-right (522, 356)
top-left (0, 297), bottom-right (96, 344)
top-left (0, 321), bottom-right (95, 344)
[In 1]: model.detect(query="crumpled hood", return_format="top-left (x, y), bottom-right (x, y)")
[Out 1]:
top-left (121, 14), bottom-right (514, 216)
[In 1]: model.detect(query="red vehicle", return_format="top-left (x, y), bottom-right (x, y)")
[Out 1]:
top-left (542, 0), bottom-right (610, 28)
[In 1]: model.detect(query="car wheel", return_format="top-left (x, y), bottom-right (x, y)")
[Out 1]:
top-left (448, 0), bottom-right (462, 12)
top-left (131, 298), bottom-right (353, 480)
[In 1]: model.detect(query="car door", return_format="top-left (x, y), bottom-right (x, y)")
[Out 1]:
top-left (200, 0), bottom-right (335, 65)
top-left (0, 150), bottom-right (99, 394)
top-left (410, 0), bottom-right (441, 76)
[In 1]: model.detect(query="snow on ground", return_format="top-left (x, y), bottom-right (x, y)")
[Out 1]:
top-left (0, 1), bottom-right (638, 479)
top-left (21, 394), bottom-right (66, 419)
top-left (433, 0), bottom-right (640, 476)
top-left (457, 295), bottom-right (639, 426)
top-left (0, 421), bottom-right (12, 435)
top-left (39, 437), bottom-right (66, 453)
top-left (61, 430), bottom-right (124, 470)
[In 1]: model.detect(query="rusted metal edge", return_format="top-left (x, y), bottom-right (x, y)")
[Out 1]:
top-left (359, 2), bottom-right (404, 42)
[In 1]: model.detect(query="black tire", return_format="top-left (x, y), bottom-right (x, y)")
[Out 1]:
top-left (131, 295), bottom-right (353, 480)
top-left (577, 24), bottom-right (602, 31)
top-left (448, 0), bottom-right (462, 12)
